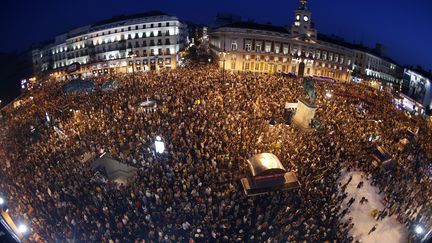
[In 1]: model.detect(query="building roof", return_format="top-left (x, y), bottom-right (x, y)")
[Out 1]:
top-left (91, 155), bottom-right (137, 184)
top-left (407, 67), bottom-right (432, 80)
top-left (247, 153), bottom-right (286, 177)
top-left (221, 22), bottom-right (290, 34)
top-left (92, 11), bottom-right (168, 27)
top-left (317, 33), bottom-right (400, 65)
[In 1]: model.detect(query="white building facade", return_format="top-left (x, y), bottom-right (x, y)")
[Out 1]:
top-left (399, 69), bottom-right (432, 114)
top-left (32, 12), bottom-right (188, 75)
top-left (353, 49), bottom-right (403, 88)
top-left (210, 0), bottom-right (355, 82)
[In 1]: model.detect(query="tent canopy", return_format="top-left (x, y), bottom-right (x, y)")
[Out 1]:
top-left (91, 154), bottom-right (137, 184)
top-left (371, 146), bottom-right (396, 170)
top-left (63, 79), bottom-right (95, 94)
top-left (139, 100), bottom-right (157, 108)
top-left (372, 146), bottom-right (391, 162)
top-left (247, 153), bottom-right (286, 177)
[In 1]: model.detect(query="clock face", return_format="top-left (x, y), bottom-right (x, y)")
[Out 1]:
top-left (296, 15), bottom-right (300, 20)
top-left (303, 16), bottom-right (309, 22)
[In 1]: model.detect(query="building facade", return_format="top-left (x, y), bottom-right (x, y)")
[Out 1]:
top-left (399, 68), bottom-right (432, 114)
top-left (352, 45), bottom-right (404, 88)
top-left (32, 11), bottom-right (188, 76)
top-left (210, 0), bottom-right (355, 82)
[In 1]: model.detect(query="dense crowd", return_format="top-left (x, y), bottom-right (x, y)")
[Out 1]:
top-left (0, 64), bottom-right (431, 242)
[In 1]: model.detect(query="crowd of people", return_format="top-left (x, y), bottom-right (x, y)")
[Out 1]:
top-left (0, 64), bottom-right (431, 242)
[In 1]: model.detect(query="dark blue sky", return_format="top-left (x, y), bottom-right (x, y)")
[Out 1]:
top-left (0, 0), bottom-right (431, 70)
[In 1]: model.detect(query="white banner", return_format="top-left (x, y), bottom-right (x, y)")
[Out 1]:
top-left (285, 102), bottom-right (298, 110)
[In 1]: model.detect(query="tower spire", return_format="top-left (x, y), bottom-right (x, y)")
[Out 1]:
top-left (299, 0), bottom-right (308, 10)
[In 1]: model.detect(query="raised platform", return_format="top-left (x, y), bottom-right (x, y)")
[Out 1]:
top-left (292, 99), bottom-right (316, 130)
top-left (241, 172), bottom-right (300, 196)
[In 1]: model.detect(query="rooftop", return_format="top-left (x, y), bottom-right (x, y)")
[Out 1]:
top-left (221, 22), bottom-right (290, 34)
top-left (92, 11), bottom-right (169, 27)
top-left (317, 33), bottom-right (400, 65)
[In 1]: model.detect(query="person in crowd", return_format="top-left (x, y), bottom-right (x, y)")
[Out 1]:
top-left (368, 224), bottom-right (378, 235)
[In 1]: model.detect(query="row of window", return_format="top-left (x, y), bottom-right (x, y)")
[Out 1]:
top-left (67, 22), bottom-right (173, 43)
top-left (231, 41), bottom-right (350, 65)
top-left (129, 48), bottom-right (171, 57)
top-left (93, 22), bottom-right (172, 37)
top-left (237, 61), bottom-right (345, 78)
top-left (93, 30), bottom-right (172, 45)
top-left (52, 41), bottom-right (174, 62)
top-left (96, 48), bottom-right (171, 61)
top-left (93, 38), bottom-right (172, 52)
top-left (52, 28), bottom-right (176, 54)
top-left (51, 33), bottom-right (171, 57)
top-left (54, 52), bottom-right (173, 69)
top-left (240, 46), bottom-right (350, 65)
top-left (237, 56), bottom-right (345, 70)
top-left (231, 49), bottom-right (351, 65)
top-left (127, 58), bottom-right (172, 65)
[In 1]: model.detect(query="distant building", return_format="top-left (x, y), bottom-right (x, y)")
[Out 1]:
top-left (210, 0), bottom-right (355, 82)
top-left (187, 23), bottom-right (208, 43)
top-left (316, 35), bottom-right (404, 89)
top-left (399, 68), bottom-right (432, 115)
top-left (32, 11), bottom-right (188, 76)
top-left (353, 44), bottom-right (404, 88)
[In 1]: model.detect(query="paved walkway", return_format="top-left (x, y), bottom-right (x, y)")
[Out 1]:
top-left (339, 170), bottom-right (408, 243)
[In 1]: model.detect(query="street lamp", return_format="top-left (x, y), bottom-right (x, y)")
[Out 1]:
top-left (128, 52), bottom-right (137, 83)
top-left (415, 225), bottom-right (424, 235)
top-left (0, 197), bottom-right (4, 206)
top-left (221, 51), bottom-right (229, 83)
top-left (18, 223), bottom-right (28, 234)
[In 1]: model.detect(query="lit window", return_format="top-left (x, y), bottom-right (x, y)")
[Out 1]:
top-left (231, 42), bottom-right (237, 51)
top-left (265, 43), bottom-right (271, 53)
top-left (231, 61), bottom-right (236, 69)
top-left (256, 43), bottom-right (261, 52)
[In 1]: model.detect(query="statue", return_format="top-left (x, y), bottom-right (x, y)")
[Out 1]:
top-left (303, 77), bottom-right (316, 106)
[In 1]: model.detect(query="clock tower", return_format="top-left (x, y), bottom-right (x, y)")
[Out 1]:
top-left (291, 0), bottom-right (317, 39)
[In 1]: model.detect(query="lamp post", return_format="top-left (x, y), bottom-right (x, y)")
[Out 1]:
top-left (128, 52), bottom-right (137, 83)
top-left (220, 34), bottom-right (230, 83)
top-left (221, 51), bottom-right (229, 84)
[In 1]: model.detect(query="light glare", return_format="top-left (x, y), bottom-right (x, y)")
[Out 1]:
top-left (415, 225), bottom-right (424, 234)
top-left (18, 224), bottom-right (28, 234)
top-left (155, 136), bottom-right (165, 153)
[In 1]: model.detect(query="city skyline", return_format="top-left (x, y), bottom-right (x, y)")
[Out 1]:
top-left (0, 0), bottom-right (431, 70)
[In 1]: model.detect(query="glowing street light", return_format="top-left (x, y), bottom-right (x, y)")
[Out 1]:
top-left (45, 112), bottom-right (51, 123)
top-left (0, 197), bottom-right (4, 205)
top-left (415, 225), bottom-right (424, 235)
top-left (18, 223), bottom-right (28, 234)
top-left (155, 136), bottom-right (165, 154)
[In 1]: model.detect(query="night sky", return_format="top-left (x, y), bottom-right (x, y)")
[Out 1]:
top-left (0, 0), bottom-right (431, 70)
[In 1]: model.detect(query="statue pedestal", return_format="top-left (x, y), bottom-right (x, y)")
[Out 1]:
top-left (292, 99), bottom-right (316, 130)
